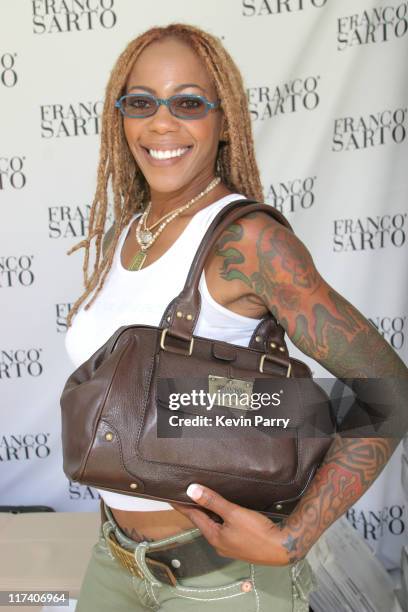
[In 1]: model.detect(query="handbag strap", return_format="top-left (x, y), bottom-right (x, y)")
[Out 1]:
top-left (159, 198), bottom-right (294, 358)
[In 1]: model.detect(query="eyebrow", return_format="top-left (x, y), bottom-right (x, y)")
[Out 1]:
top-left (127, 83), bottom-right (207, 94)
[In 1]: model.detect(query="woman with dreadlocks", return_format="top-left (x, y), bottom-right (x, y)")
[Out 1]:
top-left (65, 22), bottom-right (406, 612)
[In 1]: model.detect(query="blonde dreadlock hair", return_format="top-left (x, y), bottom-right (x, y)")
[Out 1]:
top-left (66, 22), bottom-right (263, 328)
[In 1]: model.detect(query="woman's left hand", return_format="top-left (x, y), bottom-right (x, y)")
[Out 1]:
top-left (171, 484), bottom-right (297, 566)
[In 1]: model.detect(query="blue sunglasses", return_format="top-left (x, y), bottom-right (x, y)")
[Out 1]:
top-left (115, 93), bottom-right (220, 120)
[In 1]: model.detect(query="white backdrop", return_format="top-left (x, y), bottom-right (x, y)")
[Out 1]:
top-left (1, 0), bottom-right (407, 572)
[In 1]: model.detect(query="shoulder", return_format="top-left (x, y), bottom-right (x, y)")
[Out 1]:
top-left (219, 209), bottom-right (316, 280)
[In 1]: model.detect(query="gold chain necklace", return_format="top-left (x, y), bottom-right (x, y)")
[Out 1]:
top-left (128, 176), bottom-right (221, 271)
top-left (143, 205), bottom-right (183, 233)
top-left (136, 176), bottom-right (221, 250)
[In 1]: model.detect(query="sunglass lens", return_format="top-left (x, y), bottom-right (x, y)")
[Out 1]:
top-left (123, 95), bottom-right (156, 117)
top-left (171, 96), bottom-right (206, 118)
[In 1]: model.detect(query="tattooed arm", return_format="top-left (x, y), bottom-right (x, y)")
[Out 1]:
top-left (209, 211), bottom-right (408, 562)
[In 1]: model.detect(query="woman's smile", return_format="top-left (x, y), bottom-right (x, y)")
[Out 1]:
top-left (140, 143), bottom-right (193, 166)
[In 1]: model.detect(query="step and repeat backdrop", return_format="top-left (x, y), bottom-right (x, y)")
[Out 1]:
top-left (1, 0), bottom-right (407, 571)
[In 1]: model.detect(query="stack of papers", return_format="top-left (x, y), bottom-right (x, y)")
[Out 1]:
top-left (306, 517), bottom-right (403, 612)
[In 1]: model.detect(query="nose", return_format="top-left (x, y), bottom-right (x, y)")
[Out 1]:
top-left (147, 101), bottom-right (180, 133)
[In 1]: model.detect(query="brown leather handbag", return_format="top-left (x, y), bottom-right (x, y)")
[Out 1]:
top-left (60, 199), bottom-right (336, 522)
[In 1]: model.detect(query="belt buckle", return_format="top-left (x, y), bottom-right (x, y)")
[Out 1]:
top-left (106, 531), bottom-right (144, 579)
top-left (106, 532), bottom-right (178, 586)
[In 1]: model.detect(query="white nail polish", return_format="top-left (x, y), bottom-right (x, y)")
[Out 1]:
top-left (186, 484), bottom-right (202, 500)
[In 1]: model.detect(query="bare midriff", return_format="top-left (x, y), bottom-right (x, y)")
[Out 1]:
top-left (110, 507), bottom-right (197, 542)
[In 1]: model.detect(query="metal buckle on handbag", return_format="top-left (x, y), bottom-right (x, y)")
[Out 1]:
top-left (259, 353), bottom-right (292, 377)
top-left (160, 328), bottom-right (194, 356)
top-left (106, 531), bottom-right (178, 586)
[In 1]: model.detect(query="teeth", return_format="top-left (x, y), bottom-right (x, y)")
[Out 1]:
top-left (148, 147), bottom-right (189, 160)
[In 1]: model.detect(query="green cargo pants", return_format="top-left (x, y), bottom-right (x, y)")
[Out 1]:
top-left (76, 504), bottom-right (317, 611)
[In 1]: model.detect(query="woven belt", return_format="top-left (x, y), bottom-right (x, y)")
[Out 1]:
top-left (101, 502), bottom-right (235, 586)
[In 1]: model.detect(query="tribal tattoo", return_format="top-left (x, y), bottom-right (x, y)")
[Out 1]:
top-left (278, 436), bottom-right (400, 562)
top-left (214, 212), bottom-right (408, 561)
top-left (215, 215), bottom-right (406, 377)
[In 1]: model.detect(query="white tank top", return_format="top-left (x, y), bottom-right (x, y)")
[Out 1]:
top-left (64, 192), bottom-right (263, 510)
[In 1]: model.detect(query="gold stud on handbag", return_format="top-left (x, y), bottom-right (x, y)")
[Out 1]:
top-left (60, 199), bottom-right (336, 523)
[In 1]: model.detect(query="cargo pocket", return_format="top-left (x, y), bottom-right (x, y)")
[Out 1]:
top-left (291, 558), bottom-right (317, 612)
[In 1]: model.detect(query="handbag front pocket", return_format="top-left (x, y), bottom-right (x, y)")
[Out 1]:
top-left (136, 374), bottom-right (299, 485)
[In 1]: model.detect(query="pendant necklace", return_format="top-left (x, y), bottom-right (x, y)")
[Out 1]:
top-left (128, 176), bottom-right (221, 271)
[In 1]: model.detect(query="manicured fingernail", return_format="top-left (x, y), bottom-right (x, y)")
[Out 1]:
top-left (186, 484), bottom-right (203, 500)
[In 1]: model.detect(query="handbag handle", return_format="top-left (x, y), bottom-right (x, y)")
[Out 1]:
top-left (159, 198), bottom-right (294, 361)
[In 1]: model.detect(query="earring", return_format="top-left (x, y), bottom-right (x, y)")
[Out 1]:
top-left (216, 156), bottom-right (222, 175)
top-left (220, 128), bottom-right (228, 143)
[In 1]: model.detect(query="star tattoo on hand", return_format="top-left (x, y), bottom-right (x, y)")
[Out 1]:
top-left (282, 533), bottom-right (299, 553)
